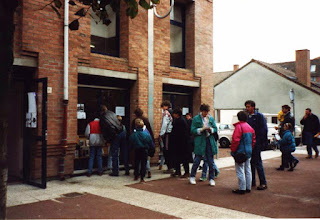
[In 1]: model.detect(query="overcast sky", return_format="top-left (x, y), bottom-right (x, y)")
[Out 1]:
top-left (213, 0), bottom-right (320, 72)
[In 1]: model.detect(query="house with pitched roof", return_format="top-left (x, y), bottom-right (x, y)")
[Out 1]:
top-left (214, 49), bottom-right (320, 123)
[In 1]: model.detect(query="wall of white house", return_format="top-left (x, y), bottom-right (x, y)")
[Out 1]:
top-left (214, 62), bottom-right (320, 124)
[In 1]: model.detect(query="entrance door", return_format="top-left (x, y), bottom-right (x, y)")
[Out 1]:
top-left (163, 85), bottom-right (193, 116)
top-left (24, 78), bottom-right (48, 189)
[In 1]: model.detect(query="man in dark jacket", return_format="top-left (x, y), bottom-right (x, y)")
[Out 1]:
top-left (245, 100), bottom-right (268, 190)
top-left (100, 105), bottom-right (123, 176)
top-left (300, 108), bottom-right (320, 159)
top-left (171, 109), bottom-right (192, 178)
top-left (279, 105), bottom-right (295, 138)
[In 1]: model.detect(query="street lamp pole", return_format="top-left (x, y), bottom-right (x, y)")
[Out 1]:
top-left (289, 88), bottom-right (295, 136)
top-left (147, 0), bottom-right (174, 128)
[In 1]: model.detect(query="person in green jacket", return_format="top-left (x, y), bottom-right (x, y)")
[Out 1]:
top-left (189, 104), bottom-right (218, 186)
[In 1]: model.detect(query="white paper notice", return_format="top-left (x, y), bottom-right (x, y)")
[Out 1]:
top-left (28, 92), bottom-right (37, 113)
top-left (77, 111), bottom-right (86, 119)
top-left (115, 106), bottom-right (125, 116)
top-left (26, 112), bottom-right (37, 128)
top-left (182, 107), bottom-right (189, 115)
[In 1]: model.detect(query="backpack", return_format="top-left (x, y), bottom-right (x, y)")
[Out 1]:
top-left (100, 110), bottom-right (123, 142)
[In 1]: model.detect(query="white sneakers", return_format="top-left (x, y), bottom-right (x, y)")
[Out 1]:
top-left (189, 177), bottom-right (196, 185)
top-left (190, 177), bottom-right (215, 186)
top-left (209, 179), bottom-right (215, 186)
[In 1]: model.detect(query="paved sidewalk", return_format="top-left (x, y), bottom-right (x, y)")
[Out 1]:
top-left (6, 147), bottom-right (312, 219)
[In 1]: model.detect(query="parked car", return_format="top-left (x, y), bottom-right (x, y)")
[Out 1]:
top-left (216, 123), bottom-right (233, 148)
top-left (216, 122), bottom-right (302, 149)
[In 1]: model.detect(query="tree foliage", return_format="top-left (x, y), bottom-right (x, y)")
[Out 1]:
top-left (46, 0), bottom-right (160, 30)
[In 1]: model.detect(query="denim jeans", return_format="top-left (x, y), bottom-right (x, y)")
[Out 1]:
top-left (191, 139), bottom-right (215, 180)
top-left (201, 157), bottom-right (219, 179)
top-left (88, 146), bottom-right (103, 174)
top-left (110, 130), bottom-right (126, 175)
top-left (235, 158), bottom-right (252, 190)
top-left (304, 132), bottom-right (319, 156)
top-left (251, 144), bottom-right (267, 186)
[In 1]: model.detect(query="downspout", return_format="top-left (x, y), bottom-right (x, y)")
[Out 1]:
top-left (147, 6), bottom-right (154, 128)
top-left (148, 0), bottom-right (174, 128)
top-left (59, 0), bottom-right (69, 180)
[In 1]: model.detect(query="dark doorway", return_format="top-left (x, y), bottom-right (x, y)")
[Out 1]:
top-left (76, 74), bottom-right (133, 171)
top-left (162, 84), bottom-right (193, 116)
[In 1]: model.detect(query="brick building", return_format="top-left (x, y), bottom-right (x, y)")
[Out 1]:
top-left (8, 0), bottom-right (214, 185)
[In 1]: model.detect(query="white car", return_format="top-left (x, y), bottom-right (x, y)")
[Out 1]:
top-left (216, 122), bottom-right (302, 149)
top-left (216, 123), bottom-right (234, 148)
top-left (268, 123), bottom-right (302, 146)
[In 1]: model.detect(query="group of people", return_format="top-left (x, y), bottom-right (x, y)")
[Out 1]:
top-left (84, 99), bottom-right (320, 194)
top-left (85, 105), bottom-right (155, 182)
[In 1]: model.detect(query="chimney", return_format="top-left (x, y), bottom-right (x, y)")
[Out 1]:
top-left (233, 64), bottom-right (239, 71)
top-left (295, 49), bottom-right (311, 87)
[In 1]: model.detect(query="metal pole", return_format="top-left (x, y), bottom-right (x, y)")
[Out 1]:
top-left (148, 0), bottom-right (174, 128)
top-left (148, 5), bottom-right (154, 128)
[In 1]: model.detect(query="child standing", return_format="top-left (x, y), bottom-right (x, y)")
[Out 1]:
top-left (129, 119), bottom-right (153, 182)
top-left (277, 123), bottom-right (299, 171)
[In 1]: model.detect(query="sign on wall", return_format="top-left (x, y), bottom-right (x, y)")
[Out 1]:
top-left (115, 106), bottom-right (125, 116)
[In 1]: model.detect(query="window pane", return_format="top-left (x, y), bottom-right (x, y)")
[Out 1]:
top-left (170, 25), bottom-right (182, 53)
top-left (91, 6), bottom-right (116, 38)
top-left (170, 5), bottom-right (182, 23)
top-left (91, 6), bottom-right (118, 56)
top-left (170, 25), bottom-right (184, 67)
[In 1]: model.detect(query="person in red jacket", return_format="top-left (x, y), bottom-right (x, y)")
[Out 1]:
top-left (85, 116), bottom-right (105, 177)
top-left (231, 111), bottom-right (256, 194)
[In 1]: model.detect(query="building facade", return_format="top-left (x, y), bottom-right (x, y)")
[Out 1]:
top-left (9, 0), bottom-right (214, 184)
top-left (214, 51), bottom-right (320, 125)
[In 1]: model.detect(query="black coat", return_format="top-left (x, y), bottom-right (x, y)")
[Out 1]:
top-left (100, 110), bottom-right (123, 142)
top-left (300, 114), bottom-right (320, 135)
top-left (280, 112), bottom-right (295, 137)
top-left (170, 117), bottom-right (193, 163)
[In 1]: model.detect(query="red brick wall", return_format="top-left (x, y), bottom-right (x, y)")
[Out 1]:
top-left (14, 0), bottom-right (214, 176)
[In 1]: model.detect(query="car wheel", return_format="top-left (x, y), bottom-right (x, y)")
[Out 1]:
top-left (219, 138), bottom-right (230, 148)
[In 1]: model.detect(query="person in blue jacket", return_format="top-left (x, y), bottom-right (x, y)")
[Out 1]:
top-left (129, 118), bottom-right (153, 183)
top-left (245, 100), bottom-right (268, 190)
top-left (277, 123), bottom-right (299, 171)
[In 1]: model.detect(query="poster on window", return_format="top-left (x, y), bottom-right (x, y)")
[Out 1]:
top-left (26, 112), bottom-right (37, 128)
top-left (115, 106), bottom-right (125, 116)
top-left (77, 104), bottom-right (86, 119)
top-left (26, 92), bottom-right (37, 128)
top-left (182, 107), bottom-right (189, 115)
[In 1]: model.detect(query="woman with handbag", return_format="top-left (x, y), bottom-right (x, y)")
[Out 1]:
top-left (231, 111), bottom-right (256, 194)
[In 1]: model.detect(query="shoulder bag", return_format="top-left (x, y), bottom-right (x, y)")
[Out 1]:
top-left (234, 124), bottom-right (248, 164)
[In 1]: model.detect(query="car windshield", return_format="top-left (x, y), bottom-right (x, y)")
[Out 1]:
top-left (219, 124), bottom-right (233, 130)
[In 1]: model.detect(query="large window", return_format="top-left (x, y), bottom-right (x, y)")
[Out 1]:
top-left (91, 6), bottom-right (119, 57)
top-left (170, 4), bottom-right (185, 68)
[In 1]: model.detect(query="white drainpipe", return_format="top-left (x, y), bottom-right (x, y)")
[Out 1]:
top-left (148, 7), bottom-right (154, 128)
top-left (64, 0), bottom-right (69, 100)
top-left (59, 0), bottom-right (69, 180)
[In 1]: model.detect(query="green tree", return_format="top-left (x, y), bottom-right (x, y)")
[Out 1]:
top-left (47, 0), bottom-right (160, 30)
